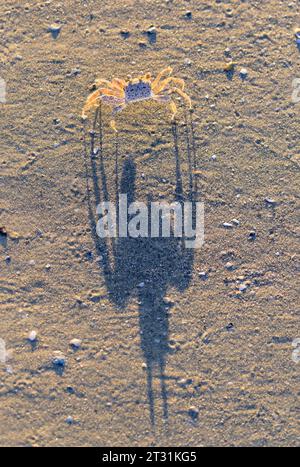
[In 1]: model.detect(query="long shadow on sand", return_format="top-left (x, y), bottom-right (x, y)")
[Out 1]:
top-left (83, 107), bottom-right (197, 428)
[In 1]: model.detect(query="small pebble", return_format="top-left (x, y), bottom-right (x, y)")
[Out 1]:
top-left (223, 222), bottom-right (233, 229)
top-left (69, 68), bottom-right (81, 77)
top-left (188, 406), bottom-right (199, 420)
top-left (163, 297), bottom-right (174, 306)
top-left (239, 284), bottom-right (247, 292)
top-left (248, 230), bottom-right (256, 241)
top-left (224, 61), bottom-right (235, 71)
top-left (178, 378), bottom-right (188, 386)
top-left (240, 68), bottom-right (248, 79)
top-left (66, 416), bottom-right (73, 425)
top-left (225, 262), bottom-right (234, 270)
top-left (70, 338), bottom-right (82, 349)
top-left (138, 282), bottom-right (145, 288)
top-left (265, 197), bottom-right (276, 206)
top-left (48, 24), bottom-right (61, 39)
top-left (45, 264), bottom-right (51, 270)
top-left (28, 330), bottom-right (37, 342)
top-left (198, 271), bottom-right (208, 280)
top-left (28, 260), bottom-right (36, 266)
top-left (184, 58), bottom-right (192, 66)
top-left (120, 30), bottom-right (130, 39)
top-left (147, 26), bottom-right (156, 34)
top-left (184, 11), bottom-right (192, 19)
top-left (52, 352), bottom-right (66, 367)
top-left (226, 323), bottom-right (234, 331)
top-left (232, 219), bottom-right (240, 226)
top-left (221, 249), bottom-right (235, 259)
top-left (211, 154), bottom-right (217, 160)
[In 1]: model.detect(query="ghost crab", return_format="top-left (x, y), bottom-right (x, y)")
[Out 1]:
top-left (82, 67), bottom-right (192, 131)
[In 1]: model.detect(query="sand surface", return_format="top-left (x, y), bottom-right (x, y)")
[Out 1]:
top-left (0, 0), bottom-right (299, 447)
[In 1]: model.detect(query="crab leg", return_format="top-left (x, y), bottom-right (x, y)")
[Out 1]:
top-left (94, 78), bottom-right (112, 87)
top-left (84, 88), bottom-right (122, 112)
top-left (152, 67), bottom-right (173, 92)
top-left (87, 88), bottom-right (123, 105)
top-left (153, 94), bottom-right (177, 120)
top-left (85, 88), bottom-right (102, 104)
top-left (82, 89), bottom-right (102, 117)
top-left (98, 87), bottom-right (125, 98)
top-left (110, 102), bottom-right (126, 132)
top-left (155, 77), bottom-right (185, 94)
top-left (94, 79), bottom-right (126, 96)
top-left (168, 87), bottom-right (192, 109)
top-left (82, 90), bottom-right (124, 118)
top-left (169, 100), bottom-right (177, 120)
top-left (111, 78), bottom-right (127, 91)
top-left (153, 94), bottom-right (171, 103)
top-left (82, 100), bottom-right (100, 118)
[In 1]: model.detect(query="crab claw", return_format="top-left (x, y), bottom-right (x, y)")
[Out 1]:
top-left (110, 120), bottom-right (118, 132)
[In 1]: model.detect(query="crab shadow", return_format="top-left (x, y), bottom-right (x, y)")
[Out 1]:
top-left (83, 109), bottom-right (197, 428)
